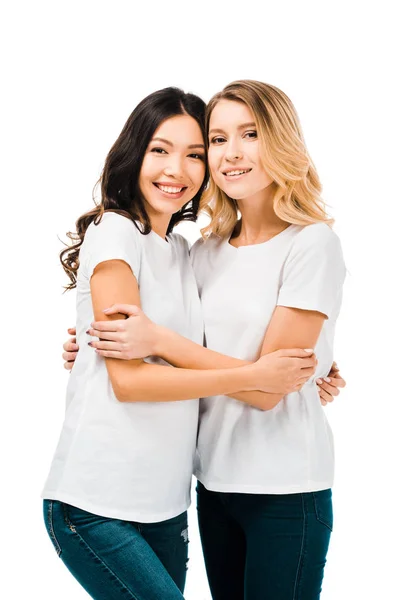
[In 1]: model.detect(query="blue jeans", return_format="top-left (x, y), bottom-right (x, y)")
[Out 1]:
top-left (196, 482), bottom-right (333, 600)
top-left (43, 500), bottom-right (188, 599)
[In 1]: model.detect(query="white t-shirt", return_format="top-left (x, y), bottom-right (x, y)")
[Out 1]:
top-left (191, 223), bottom-right (346, 494)
top-left (42, 212), bottom-right (203, 522)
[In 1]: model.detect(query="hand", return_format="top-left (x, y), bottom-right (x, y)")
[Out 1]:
top-left (62, 327), bottom-right (79, 371)
top-left (87, 304), bottom-right (159, 360)
top-left (316, 361), bottom-right (346, 406)
top-left (251, 349), bottom-right (317, 394)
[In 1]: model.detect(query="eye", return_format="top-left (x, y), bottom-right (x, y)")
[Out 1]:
top-left (244, 130), bottom-right (257, 139)
top-left (188, 153), bottom-right (205, 160)
top-left (151, 147), bottom-right (167, 154)
top-left (210, 136), bottom-right (226, 145)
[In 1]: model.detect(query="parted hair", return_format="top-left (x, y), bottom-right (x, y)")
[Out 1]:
top-left (200, 80), bottom-right (332, 239)
top-left (60, 87), bottom-right (208, 290)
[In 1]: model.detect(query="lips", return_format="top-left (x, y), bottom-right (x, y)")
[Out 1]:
top-left (152, 182), bottom-right (188, 199)
top-left (154, 183), bottom-right (187, 193)
top-left (222, 168), bottom-right (252, 177)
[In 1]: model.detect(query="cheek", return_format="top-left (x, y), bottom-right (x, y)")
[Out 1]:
top-left (188, 162), bottom-right (206, 189)
top-left (207, 151), bottom-right (220, 180)
top-left (140, 155), bottom-right (160, 184)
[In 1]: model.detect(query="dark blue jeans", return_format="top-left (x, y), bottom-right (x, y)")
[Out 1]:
top-left (196, 482), bottom-right (333, 600)
top-left (43, 500), bottom-right (188, 599)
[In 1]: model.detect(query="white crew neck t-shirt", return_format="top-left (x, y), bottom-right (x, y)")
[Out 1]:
top-left (190, 223), bottom-right (346, 494)
top-left (42, 212), bottom-right (203, 522)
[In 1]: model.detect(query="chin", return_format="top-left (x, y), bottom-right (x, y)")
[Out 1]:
top-left (150, 200), bottom-right (185, 216)
top-left (221, 186), bottom-right (250, 199)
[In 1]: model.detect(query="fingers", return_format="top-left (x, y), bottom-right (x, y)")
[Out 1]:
top-left (298, 366), bottom-right (316, 380)
top-left (67, 327), bottom-right (76, 335)
top-left (280, 348), bottom-right (315, 358)
top-left (89, 340), bottom-right (122, 352)
top-left (87, 329), bottom-right (121, 342)
top-left (331, 374), bottom-right (346, 388)
top-left (318, 386), bottom-right (333, 405)
top-left (93, 349), bottom-right (124, 359)
top-left (63, 361), bottom-right (74, 371)
top-left (90, 319), bottom-right (127, 332)
top-left (316, 375), bottom-right (346, 390)
top-left (316, 380), bottom-right (340, 397)
top-left (103, 304), bottom-right (141, 317)
top-left (63, 339), bottom-right (78, 352)
top-left (298, 356), bottom-right (317, 369)
top-left (62, 350), bottom-right (78, 362)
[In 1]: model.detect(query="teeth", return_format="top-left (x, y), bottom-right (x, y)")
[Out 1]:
top-left (225, 169), bottom-right (250, 176)
top-left (157, 185), bottom-right (184, 193)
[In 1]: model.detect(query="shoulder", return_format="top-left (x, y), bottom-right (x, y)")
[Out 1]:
top-left (87, 212), bottom-right (140, 236)
top-left (84, 212), bottom-right (143, 249)
top-left (284, 223), bottom-right (345, 279)
top-left (291, 223), bottom-right (342, 254)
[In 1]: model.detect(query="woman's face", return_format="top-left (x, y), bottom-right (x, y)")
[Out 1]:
top-left (207, 100), bottom-right (273, 200)
top-left (139, 115), bottom-right (206, 217)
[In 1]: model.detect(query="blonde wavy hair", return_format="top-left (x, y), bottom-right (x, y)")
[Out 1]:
top-left (200, 80), bottom-right (333, 239)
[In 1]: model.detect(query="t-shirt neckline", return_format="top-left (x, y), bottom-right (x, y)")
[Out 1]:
top-left (150, 229), bottom-right (172, 250)
top-left (226, 224), bottom-right (296, 251)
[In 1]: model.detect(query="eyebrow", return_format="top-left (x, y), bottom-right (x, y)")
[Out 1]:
top-left (151, 137), bottom-right (205, 150)
top-left (209, 122), bottom-right (257, 135)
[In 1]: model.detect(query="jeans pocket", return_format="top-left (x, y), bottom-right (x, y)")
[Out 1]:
top-left (43, 500), bottom-right (62, 557)
top-left (312, 489), bottom-right (333, 531)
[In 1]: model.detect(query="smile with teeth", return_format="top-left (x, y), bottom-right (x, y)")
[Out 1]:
top-left (223, 169), bottom-right (252, 177)
top-left (154, 183), bottom-right (187, 194)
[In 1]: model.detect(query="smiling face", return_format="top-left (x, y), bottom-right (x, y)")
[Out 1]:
top-left (208, 100), bottom-right (273, 200)
top-left (139, 114), bottom-right (206, 220)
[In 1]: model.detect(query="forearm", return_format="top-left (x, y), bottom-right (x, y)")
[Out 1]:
top-left (155, 327), bottom-right (283, 410)
top-left (227, 390), bottom-right (283, 410)
top-left (156, 326), bottom-right (246, 369)
top-left (109, 359), bottom-right (257, 403)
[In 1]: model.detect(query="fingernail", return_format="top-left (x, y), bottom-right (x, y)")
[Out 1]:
top-left (103, 308), bottom-right (111, 313)
top-left (304, 348), bottom-right (314, 352)
top-left (324, 377), bottom-right (331, 383)
top-left (316, 379), bottom-right (323, 384)
top-left (86, 330), bottom-right (90, 335)
top-left (88, 342), bottom-right (93, 347)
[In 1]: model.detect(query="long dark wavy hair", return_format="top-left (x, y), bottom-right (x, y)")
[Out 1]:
top-left (60, 87), bottom-right (208, 290)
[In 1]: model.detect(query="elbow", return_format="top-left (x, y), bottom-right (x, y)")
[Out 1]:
top-left (110, 375), bottom-right (141, 403)
top-left (111, 380), bottom-right (130, 403)
top-left (259, 395), bottom-right (284, 411)
top-left (107, 362), bottom-right (146, 403)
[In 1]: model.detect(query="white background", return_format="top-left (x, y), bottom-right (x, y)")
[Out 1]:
top-left (1, 1), bottom-right (399, 598)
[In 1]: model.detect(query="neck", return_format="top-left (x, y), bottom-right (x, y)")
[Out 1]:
top-left (146, 206), bottom-right (171, 240)
top-left (232, 184), bottom-right (289, 244)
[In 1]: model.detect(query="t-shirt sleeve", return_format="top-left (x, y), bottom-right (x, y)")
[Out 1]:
top-left (83, 212), bottom-right (141, 280)
top-left (277, 224), bottom-right (346, 319)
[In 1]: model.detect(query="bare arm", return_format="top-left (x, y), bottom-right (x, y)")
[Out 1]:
top-left (255, 305), bottom-right (326, 407)
top-left (64, 310), bottom-right (344, 405)
top-left (89, 260), bottom-right (313, 406)
top-left (154, 309), bottom-right (324, 410)
top-left (88, 303), bottom-right (317, 409)
top-left (145, 325), bottom-right (305, 409)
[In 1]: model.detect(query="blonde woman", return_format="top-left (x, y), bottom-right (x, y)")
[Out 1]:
top-left (65, 81), bottom-right (346, 599)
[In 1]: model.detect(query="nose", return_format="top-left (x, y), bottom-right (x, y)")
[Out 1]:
top-left (163, 154), bottom-right (185, 180)
top-left (224, 139), bottom-right (243, 162)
